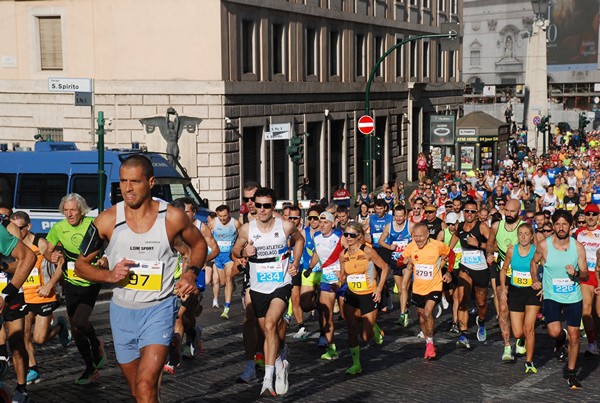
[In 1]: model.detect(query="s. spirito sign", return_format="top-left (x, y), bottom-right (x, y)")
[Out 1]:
top-left (48, 78), bottom-right (92, 93)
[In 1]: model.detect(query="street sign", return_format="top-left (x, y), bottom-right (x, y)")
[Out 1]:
top-left (265, 123), bottom-right (291, 140)
top-left (357, 115), bottom-right (375, 135)
top-left (533, 115), bottom-right (541, 126)
top-left (75, 92), bottom-right (93, 106)
top-left (48, 77), bottom-right (93, 93)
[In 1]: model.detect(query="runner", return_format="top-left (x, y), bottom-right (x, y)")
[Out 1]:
top-left (403, 223), bottom-right (455, 359)
top-left (378, 205), bottom-right (413, 326)
top-left (10, 211), bottom-right (71, 386)
top-left (44, 193), bottom-right (105, 384)
top-left (530, 210), bottom-right (588, 389)
top-left (75, 155), bottom-right (208, 401)
top-left (499, 223), bottom-right (541, 373)
top-left (339, 222), bottom-right (387, 374)
top-left (486, 199), bottom-right (524, 361)
top-left (443, 212), bottom-right (462, 333)
top-left (365, 199), bottom-right (393, 311)
top-left (286, 204), bottom-right (306, 328)
top-left (449, 199), bottom-right (491, 349)
top-left (230, 187), bottom-right (304, 397)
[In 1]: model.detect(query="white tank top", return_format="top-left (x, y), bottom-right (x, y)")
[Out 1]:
top-left (105, 201), bottom-right (178, 308)
top-left (248, 218), bottom-right (291, 294)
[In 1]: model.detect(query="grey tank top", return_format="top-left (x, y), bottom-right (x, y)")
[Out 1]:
top-left (105, 201), bottom-right (178, 308)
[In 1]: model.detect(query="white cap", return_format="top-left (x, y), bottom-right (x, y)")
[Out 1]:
top-left (319, 212), bottom-right (335, 222)
top-left (445, 212), bottom-right (459, 224)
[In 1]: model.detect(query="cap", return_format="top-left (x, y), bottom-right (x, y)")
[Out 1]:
top-left (584, 204), bottom-right (600, 214)
top-left (424, 205), bottom-right (437, 212)
top-left (439, 187), bottom-right (448, 194)
top-left (319, 212), bottom-right (335, 222)
top-left (460, 185), bottom-right (468, 191)
top-left (445, 212), bottom-right (459, 224)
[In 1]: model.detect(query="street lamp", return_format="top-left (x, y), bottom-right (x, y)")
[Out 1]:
top-left (530, 0), bottom-right (548, 17)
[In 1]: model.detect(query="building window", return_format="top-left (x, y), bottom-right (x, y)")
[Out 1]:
top-left (374, 36), bottom-right (384, 77)
top-left (272, 24), bottom-right (285, 75)
top-left (423, 0), bottom-right (430, 8)
top-left (356, 34), bottom-right (365, 77)
top-left (437, 43), bottom-right (444, 78)
top-left (395, 36), bottom-right (405, 79)
top-left (470, 50), bottom-right (481, 66)
top-left (242, 20), bottom-right (256, 74)
top-left (329, 31), bottom-right (340, 77)
top-left (410, 41), bottom-right (417, 78)
top-left (438, 0), bottom-right (445, 12)
top-left (450, 0), bottom-right (457, 14)
top-left (422, 41), bottom-right (430, 78)
top-left (306, 28), bottom-right (317, 76)
top-left (36, 127), bottom-right (63, 142)
top-left (38, 16), bottom-right (63, 71)
top-left (448, 50), bottom-right (455, 78)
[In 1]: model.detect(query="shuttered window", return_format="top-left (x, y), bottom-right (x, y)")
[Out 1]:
top-left (39, 17), bottom-right (63, 70)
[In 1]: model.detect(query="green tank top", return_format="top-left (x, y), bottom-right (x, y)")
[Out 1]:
top-left (444, 228), bottom-right (461, 269)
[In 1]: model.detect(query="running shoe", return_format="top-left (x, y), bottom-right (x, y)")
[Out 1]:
top-left (468, 307), bottom-right (477, 315)
top-left (92, 338), bottom-right (106, 370)
top-left (212, 299), bottom-right (219, 309)
top-left (333, 300), bottom-right (340, 314)
top-left (502, 345), bottom-right (514, 362)
top-left (320, 348), bottom-right (339, 361)
top-left (26, 368), bottom-right (41, 385)
top-left (318, 335), bottom-right (328, 348)
top-left (449, 323), bottom-right (459, 334)
top-left (57, 316), bottom-right (71, 348)
top-left (434, 304), bottom-right (442, 319)
top-left (292, 326), bottom-right (309, 339)
top-left (396, 313), bottom-right (409, 327)
top-left (586, 343), bottom-right (599, 356)
top-left (476, 317), bottom-right (486, 342)
top-left (345, 363), bottom-right (362, 375)
top-left (441, 295), bottom-right (449, 310)
top-left (236, 365), bottom-right (256, 384)
top-left (417, 331), bottom-right (424, 339)
top-left (254, 352), bottom-right (265, 369)
top-left (11, 390), bottom-right (29, 403)
top-left (554, 329), bottom-right (567, 362)
top-left (187, 326), bottom-right (203, 358)
top-left (457, 335), bottom-right (471, 350)
top-left (221, 307), bottom-right (230, 320)
top-left (524, 362), bottom-right (537, 374)
top-left (274, 357), bottom-right (289, 395)
top-left (260, 382), bottom-right (277, 397)
top-left (515, 338), bottom-right (527, 355)
top-left (283, 313), bottom-right (291, 324)
top-left (374, 327), bottom-right (384, 345)
top-left (567, 374), bottom-right (582, 389)
top-left (74, 367), bottom-right (100, 385)
top-left (163, 363), bottom-right (175, 375)
top-left (424, 342), bottom-right (436, 360)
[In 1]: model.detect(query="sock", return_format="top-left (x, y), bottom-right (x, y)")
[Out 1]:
top-left (461, 331), bottom-right (468, 338)
top-left (16, 384), bottom-right (26, 393)
top-left (373, 322), bottom-right (382, 335)
top-left (526, 361), bottom-right (533, 365)
top-left (350, 346), bottom-right (360, 366)
top-left (224, 302), bottom-right (231, 309)
top-left (245, 359), bottom-right (255, 371)
top-left (287, 299), bottom-right (293, 316)
top-left (280, 343), bottom-right (288, 360)
top-left (329, 343), bottom-right (337, 352)
top-left (264, 365), bottom-right (275, 381)
top-left (478, 318), bottom-right (485, 326)
top-left (30, 365), bottom-right (39, 373)
top-left (426, 337), bottom-right (433, 344)
top-left (297, 322), bottom-right (304, 328)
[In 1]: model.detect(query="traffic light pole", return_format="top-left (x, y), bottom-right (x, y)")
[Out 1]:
top-left (97, 111), bottom-right (105, 213)
top-left (363, 30), bottom-right (457, 192)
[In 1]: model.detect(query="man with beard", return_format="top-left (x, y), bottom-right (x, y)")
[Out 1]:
top-left (531, 210), bottom-right (588, 389)
top-left (423, 205), bottom-right (445, 242)
top-left (448, 200), bottom-right (490, 349)
top-left (486, 199), bottom-right (525, 362)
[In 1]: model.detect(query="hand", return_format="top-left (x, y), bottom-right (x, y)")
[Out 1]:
top-left (243, 240), bottom-right (256, 258)
top-left (238, 257), bottom-right (248, 267)
top-left (442, 272), bottom-right (452, 283)
top-left (303, 267), bottom-right (312, 278)
top-left (372, 288), bottom-right (382, 303)
top-left (288, 264), bottom-right (298, 277)
top-left (565, 265), bottom-right (576, 276)
top-left (532, 280), bottom-right (542, 291)
top-left (467, 234), bottom-right (478, 247)
top-left (595, 286), bottom-right (600, 295)
top-left (175, 271), bottom-right (198, 297)
top-left (37, 284), bottom-right (53, 298)
top-left (109, 258), bottom-right (135, 284)
top-left (486, 254), bottom-right (495, 265)
top-left (50, 251), bottom-right (63, 265)
top-left (95, 256), bottom-right (109, 270)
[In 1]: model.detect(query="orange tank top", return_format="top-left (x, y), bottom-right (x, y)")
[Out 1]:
top-left (23, 243), bottom-right (57, 304)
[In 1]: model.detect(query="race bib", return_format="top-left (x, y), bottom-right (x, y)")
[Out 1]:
top-left (552, 277), bottom-right (575, 294)
top-left (462, 250), bottom-right (483, 265)
top-left (391, 240), bottom-right (409, 261)
top-left (347, 274), bottom-right (367, 292)
top-left (66, 262), bottom-right (79, 280)
top-left (372, 232), bottom-right (382, 245)
top-left (256, 260), bottom-right (284, 284)
top-left (217, 240), bottom-right (233, 253)
top-left (588, 256), bottom-right (596, 272)
top-left (322, 262), bottom-right (341, 284)
top-left (566, 203), bottom-right (575, 210)
top-left (119, 260), bottom-right (164, 291)
top-left (511, 270), bottom-right (532, 287)
top-left (0, 272), bottom-right (8, 287)
top-left (414, 264), bottom-right (434, 280)
top-left (23, 267), bottom-right (41, 287)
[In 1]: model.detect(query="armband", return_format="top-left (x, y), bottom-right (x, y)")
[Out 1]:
top-left (79, 223), bottom-right (104, 257)
top-left (0, 283), bottom-right (18, 301)
top-left (188, 265), bottom-right (201, 276)
top-left (0, 262), bottom-right (8, 272)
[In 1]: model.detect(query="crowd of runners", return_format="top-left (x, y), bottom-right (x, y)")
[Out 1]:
top-left (1, 137), bottom-right (600, 401)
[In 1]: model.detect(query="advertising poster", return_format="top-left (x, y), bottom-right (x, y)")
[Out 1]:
top-left (460, 146), bottom-right (475, 171)
top-left (430, 115), bottom-right (456, 145)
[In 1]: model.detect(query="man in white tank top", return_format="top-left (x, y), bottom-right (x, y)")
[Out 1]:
top-left (231, 187), bottom-right (304, 398)
top-left (75, 155), bottom-right (207, 402)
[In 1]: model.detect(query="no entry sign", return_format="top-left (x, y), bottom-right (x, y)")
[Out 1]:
top-left (358, 115), bottom-right (375, 135)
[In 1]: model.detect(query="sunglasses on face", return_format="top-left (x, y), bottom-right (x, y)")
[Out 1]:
top-left (307, 216), bottom-right (319, 221)
top-left (464, 209), bottom-right (478, 214)
top-left (586, 212), bottom-right (599, 217)
top-left (343, 232), bottom-right (359, 238)
top-left (368, 210), bottom-right (375, 214)
top-left (542, 229), bottom-right (553, 233)
top-left (242, 196), bottom-right (255, 203)
top-left (18, 224), bottom-right (28, 230)
top-left (254, 202), bottom-right (273, 209)
top-left (578, 221), bottom-right (586, 225)
top-left (498, 203), bottom-right (506, 206)
top-left (288, 216), bottom-right (300, 220)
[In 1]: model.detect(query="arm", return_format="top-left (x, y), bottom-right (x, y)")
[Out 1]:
top-left (285, 221), bottom-right (305, 277)
top-left (200, 224), bottom-right (220, 262)
top-left (486, 222), bottom-right (499, 264)
top-left (36, 238), bottom-right (64, 298)
top-left (377, 224), bottom-right (395, 251)
top-left (230, 224), bottom-right (252, 260)
top-left (573, 241), bottom-right (589, 282)
top-left (435, 229), bottom-right (445, 242)
top-left (173, 207), bottom-right (208, 296)
top-left (364, 245), bottom-right (389, 302)
top-left (530, 241), bottom-right (547, 290)
top-left (5, 240), bottom-right (36, 291)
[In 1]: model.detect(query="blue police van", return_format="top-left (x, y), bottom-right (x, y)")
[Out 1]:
top-left (0, 141), bottom-right (209, 233)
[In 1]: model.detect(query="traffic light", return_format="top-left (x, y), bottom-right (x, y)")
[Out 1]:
top-left (287, 136), bottom-right (303, 163)
top-left (579, 113), bottom-right (591, 132)
top-left (537, 115), bottom-right (550, 132)
top-left (371, 136), bottom-right (382, 160)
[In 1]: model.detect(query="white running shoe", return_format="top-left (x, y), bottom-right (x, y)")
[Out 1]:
top-left (441, 295), bottom-right (449, 310)
top-left (274, 357), bottom-right (289, 396)
top-left (292, 326), bottom-right (309, 339)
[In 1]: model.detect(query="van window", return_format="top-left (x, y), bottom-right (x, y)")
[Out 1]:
top-left (17, 174), bottom-right (68, 209)
top-left (0, 174), bottom-right (16, 208)
top-left (71, 174), bottom-right (107, 210)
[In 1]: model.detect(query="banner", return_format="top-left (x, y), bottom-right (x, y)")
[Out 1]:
top-left (430, 115), bottom-right (456, 145)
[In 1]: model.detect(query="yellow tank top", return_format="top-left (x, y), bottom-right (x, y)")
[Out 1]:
top-left (342, 245), bottom-right (377, 295)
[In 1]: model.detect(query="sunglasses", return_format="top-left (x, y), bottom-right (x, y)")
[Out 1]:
top-left (577, 221), bottom-right (586, 225)
top-left (361, 188), bottom-right (367, 190)
top-left (17, 224), bottom-right (28, 230)
top-left (307, 216), bottom-right (319, 221)
top-left (254, 202), bottom-right (273, 209)
top-left (343, 232), bottom-right (359, 238)
top-left (498, 203), bottom-right (506, 206)
top-left (585, 212), bottom-right (599, 217)
top-left (425, 210), bottom-right (436, 214)
top-left (0, 214), bottom-right (8, 220)
top-left (464, 209), bottom-right (478, 214)
top-left (288, 216), bottom-right (300, 220)
top-left (242, 196), bottom-right (255, 203)
top-left (368, 210), bottom-right (375, 214)
top-left (542, 229), bottom-right (553, 233)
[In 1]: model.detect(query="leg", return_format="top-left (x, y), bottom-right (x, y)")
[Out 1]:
top-left (497, 285), bottom-right (511, 347)
top-left (119, 359), bottom-right (140, 399)
top-left (211, 268), bottom-right (220, 306)
top-left (360, 310), bottom-right (378, 342)
top-left (581, 285), bottom-right (595, 347)
top-left (299, 285), bottom-right (318, 312)
top-left (134, 345), bottom-right (169, 403)
top-left (457, 271), bottom-right (472, 332)
top-left (290, 285), bottom-right (303, 324)
top-left (400, 269), bottom-right (412, 313)
top-left (523, 305), bottom-right (540, 363)
top-left (70, 303), bottom-right (97, 368)
top-left (319, 290), bottom-right (336, 344)
top-left (33, 315), bottom-right (60, 345)
top-left (475, 286), bottom-right (488, 322)
top-left (566, 325), bottom-right (581, 372)
top-left (224, 262), bottom-right (235, 309)
top-left (344, 303), bottom-right (363, 375)
top-left (238, 291), bottom-right (258, 382)
top-left (490, 277), bottom-right (500, 319)
top-left (420, 300), bottom-right (436, 339)
top-left (509, 311), bottom-right (525, 340)
top-left (6, 318), bottom-right (28, 386)
top-left (24, 313), bottom-right (36, 368)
